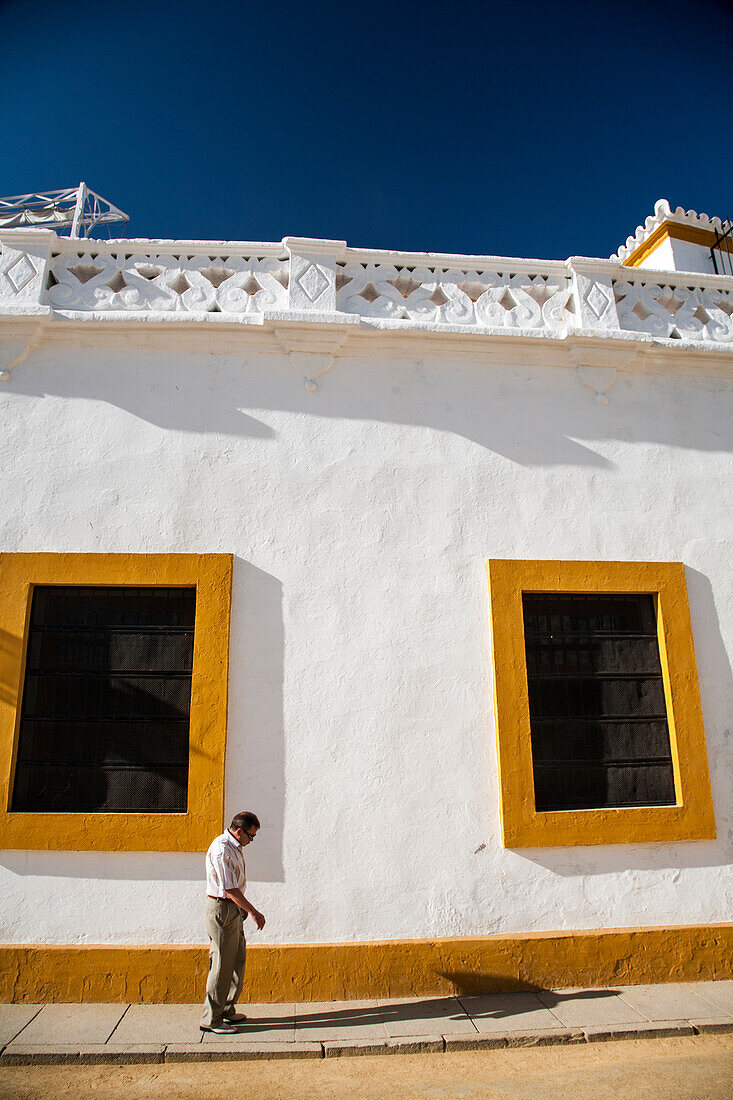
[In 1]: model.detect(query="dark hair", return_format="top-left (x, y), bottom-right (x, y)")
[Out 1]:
top-left (230, 811), bottom-right (260, 832)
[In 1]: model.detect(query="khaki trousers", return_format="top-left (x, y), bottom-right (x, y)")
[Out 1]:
top-left (200, 897), bottom-right (246, 1027)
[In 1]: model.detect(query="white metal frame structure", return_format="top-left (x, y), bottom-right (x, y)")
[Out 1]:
top-left (0, 182), bottom-right (128, 238)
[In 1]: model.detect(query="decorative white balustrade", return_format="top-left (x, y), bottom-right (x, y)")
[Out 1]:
top-left (335, 262), bottom-right (574, 330)
top-left (612, 276), bottom-right (733, 343)
top-left (2, 231), bottom-right (733, 348)
top-left (47, 249), bottom-right (289, 314)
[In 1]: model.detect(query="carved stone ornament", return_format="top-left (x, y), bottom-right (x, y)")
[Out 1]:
top-left (576, 364), bottom-right (618, 405)
top-left (274, 328), bottom-right (348, 391)
top-left (569, 344), bottom-right (637, 405)
top-left (0, 322), bottom-right (45, 381)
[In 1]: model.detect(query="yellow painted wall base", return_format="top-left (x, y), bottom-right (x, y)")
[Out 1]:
top-left (1, 925), bottom-right (731, 1003)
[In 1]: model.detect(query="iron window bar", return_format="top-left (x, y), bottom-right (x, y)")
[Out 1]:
top-left (711, 218), bottom-right (733, 277)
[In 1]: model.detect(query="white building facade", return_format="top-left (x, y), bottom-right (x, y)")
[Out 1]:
top-left (0, 200), bottom-right (731, 1001)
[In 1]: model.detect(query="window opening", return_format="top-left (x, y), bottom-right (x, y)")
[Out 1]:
top-left (11, 585), bottom-right (196, 813)
top-left (522, 593), bottom-right (676, 811)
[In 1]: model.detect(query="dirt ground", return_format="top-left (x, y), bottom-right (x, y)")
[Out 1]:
top-left (0, 1034), bottom-right (731, 1100)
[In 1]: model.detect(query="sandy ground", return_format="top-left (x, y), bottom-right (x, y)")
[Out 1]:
top-left (0, 1034), bottom-right (731, 1100)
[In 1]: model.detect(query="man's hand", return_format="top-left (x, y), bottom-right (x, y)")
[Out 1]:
top-left (225, 887), bottom-right (265, 929)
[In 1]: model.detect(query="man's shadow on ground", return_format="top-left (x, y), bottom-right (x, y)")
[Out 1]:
top-left (230, 985), bottom-right (619, 1032)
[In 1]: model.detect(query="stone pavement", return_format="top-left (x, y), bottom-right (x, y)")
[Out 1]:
top-left (1, 981), bottom-right (732, 1064)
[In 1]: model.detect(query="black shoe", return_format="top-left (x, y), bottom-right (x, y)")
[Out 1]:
top-left (223, 1011), bottom-right (247, 1022)
top-left (200, 1021), bottom-right (238, 1034)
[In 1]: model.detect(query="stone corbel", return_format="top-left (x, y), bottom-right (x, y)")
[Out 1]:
top-left (274, 328), bottom-right (348, 391)
top-left (569, 342), bottom-right (638, 405)
top-left (0, 321), bottom-right (46, 381)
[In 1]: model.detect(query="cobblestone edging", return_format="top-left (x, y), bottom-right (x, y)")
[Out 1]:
top-left (2, 1018), bottom-right (731, 1064)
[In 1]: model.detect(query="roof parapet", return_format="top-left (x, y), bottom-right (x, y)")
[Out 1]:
top-left (612, 199), bottom-right (730, 274)
top-left (1, 225), bottom-right (732, 387)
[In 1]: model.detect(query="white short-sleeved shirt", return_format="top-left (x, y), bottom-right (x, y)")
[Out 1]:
top-left (205, 830), bottom-right (247, 898)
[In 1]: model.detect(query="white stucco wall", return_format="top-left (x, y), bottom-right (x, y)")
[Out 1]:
top-left (637, 237), bottom-right (677, 272)
top-left (0, 342), bottom-right (731, 946)
top-left (638, 236), bottom-right (716, 275)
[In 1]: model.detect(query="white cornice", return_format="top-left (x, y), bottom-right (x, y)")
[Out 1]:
top-left (2, 312), bottom-right (732, 382)
top-left (2, 227), bottom-right (733, 386)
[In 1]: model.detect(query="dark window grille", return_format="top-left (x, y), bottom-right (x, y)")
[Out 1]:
top-left (11, 586), bottom-right (196, 813)
top-left (522, 593), bottom-right (676, 812)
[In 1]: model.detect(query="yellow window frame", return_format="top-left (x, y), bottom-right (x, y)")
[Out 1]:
top-left (487, 559), bottom-right (716, 848)
top-left (0, 552), bottom-right (232, 852)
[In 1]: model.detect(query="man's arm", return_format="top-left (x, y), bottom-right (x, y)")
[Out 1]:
top-left (225, 887), bottom-right (266, 930)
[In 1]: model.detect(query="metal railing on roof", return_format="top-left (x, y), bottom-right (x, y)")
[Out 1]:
top-left (0, 183), bottom-right (128, 238)
top-left (711, 218), bottom-right (733, 277)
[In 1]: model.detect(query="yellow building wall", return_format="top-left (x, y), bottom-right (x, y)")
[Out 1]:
top-left (1, 925), bottom-right (731, 1003)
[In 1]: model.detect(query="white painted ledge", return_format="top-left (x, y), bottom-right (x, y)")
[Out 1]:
top-left (1, 230), bottom-right (733, 374)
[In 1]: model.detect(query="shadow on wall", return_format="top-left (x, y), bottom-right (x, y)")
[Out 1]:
top-left (0, 560), bottom-right (286, 885)
top-left (4, 348), bottom-right (733, 468)
top-left (0, 628), bottom-right (21, 709)
top-left (225, 559), bottom-right (285, 883)
top-left (682, 563), bottom-right (733, 860)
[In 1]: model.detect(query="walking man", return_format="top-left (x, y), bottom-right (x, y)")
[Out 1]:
top-left (200, 811), bottom-right (266, 1034)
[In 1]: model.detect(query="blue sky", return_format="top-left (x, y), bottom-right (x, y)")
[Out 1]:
top-left (2, 0), bottom-right (732, 259)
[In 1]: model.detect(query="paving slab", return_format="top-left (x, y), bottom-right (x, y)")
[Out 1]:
top-left (584, 1020), bottom-right (695, 1042)
top-left (236, 1002), bottom-right (297, 1018)
top-left (537, 989), bottom-right (647, 1028)
top-left (165, 1041), bottom-right (322, 1060)
top-left (295, 999), bottom-right (382, 1022)
top-left (444, 1033), bottom-right (515, 1051)
top-left (200, 1002), bottom-right (296, 1044)
top-left (201, 1006), bottom-right (295, 1043)
top-left (324, 1036), bottom-right (445, 1056)
top-left (384, 1036), bottom-right (444, 1054)
top-left (445, 1028), bottom-right (584, 1051)
top-left (377, 997), bottom-right (457, 1005)
top-left (0, 1005), bottom-right (42, 1047)
top-left (78, 1043), bottom-right (165, 1064)
top-left (324, 1038), bottom-right (394, 1057)
top-left (0, 1044), bottom-right (80, 1065)
top-left (689, 1017), bottom-right (733, 1034)
top-left (458, 992), bottom-right (565, 1033)
top-left (13, 1003), bottom-right (128, 1045)
top-left (110, 1003), bottom-right (203, 1045)
top-left (615, 983), bottom-right (729, 1021)
top-left (297, 1021), bottom-right (387, 1041)
top-left (378, 997), bottom-right (477, 1037)
top-left (687, 980), bottom-right (733, 1015)
top-left (201, 1024), bottom-right (295, 1043)
top-left (295, 1000), bottom-right (387, 1041)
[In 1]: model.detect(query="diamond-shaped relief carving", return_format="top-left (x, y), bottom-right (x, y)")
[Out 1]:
top-left (297, 262), bottom-right (329, 303)
top-left (6, 253), bottom-right (37, 293)
top-left (586, 282), bottom-right (610, 320)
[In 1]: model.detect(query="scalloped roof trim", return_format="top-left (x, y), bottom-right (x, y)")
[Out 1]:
top-left (611, 199), bottom-right (726, 261)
